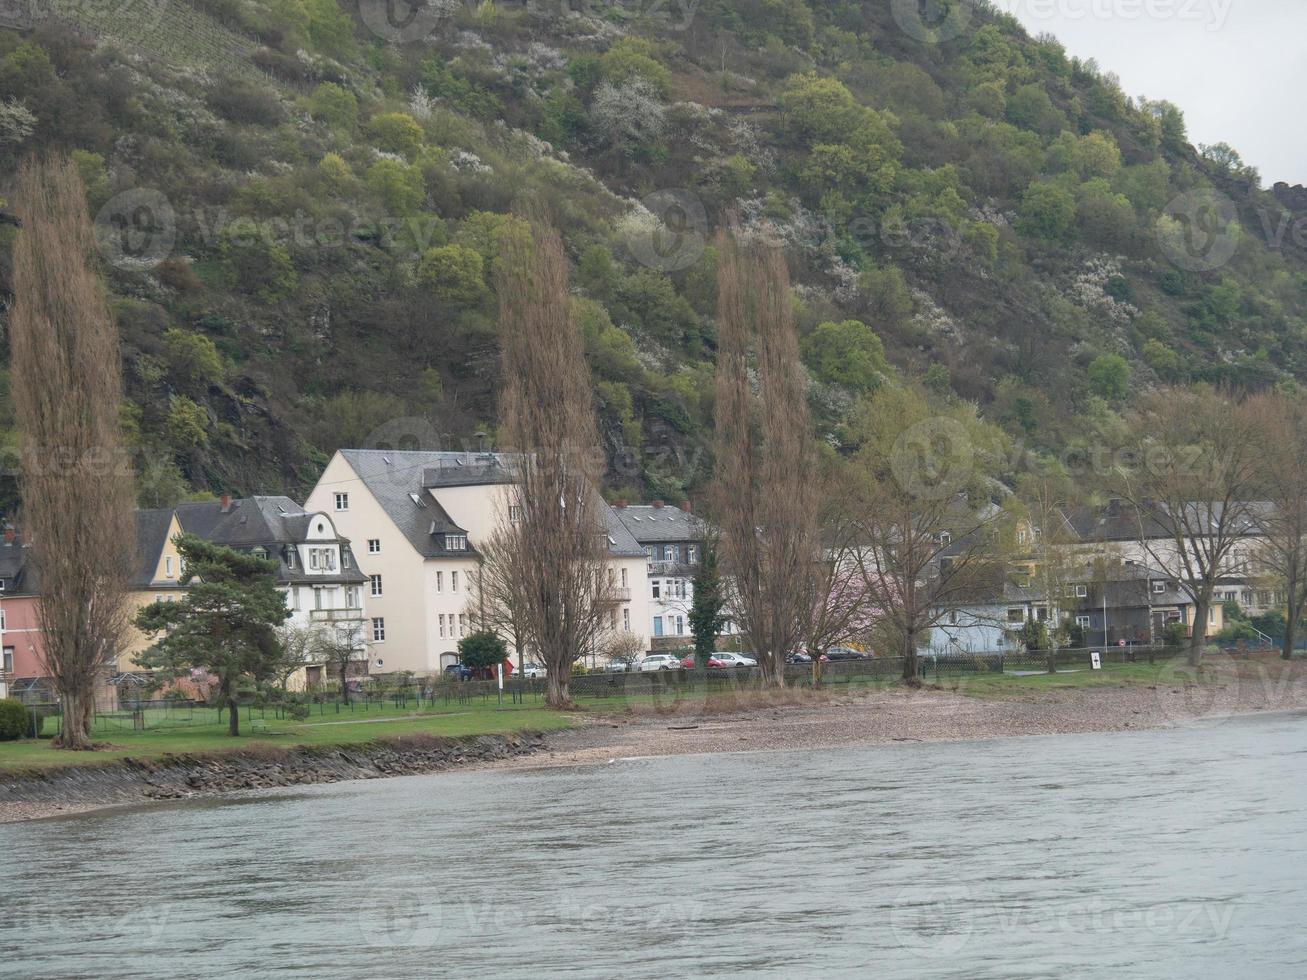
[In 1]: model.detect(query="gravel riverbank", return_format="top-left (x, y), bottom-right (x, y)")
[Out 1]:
top-left (4, 657), bottom-right (1304, 822)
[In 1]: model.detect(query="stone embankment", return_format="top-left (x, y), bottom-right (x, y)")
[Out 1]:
top-left (0, 732), bottom-right (546, 822)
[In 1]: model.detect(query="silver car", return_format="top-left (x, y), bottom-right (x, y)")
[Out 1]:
top-left (638, 654), bottom-right (682, 672)
top-left (713, 652), bottom-right (758, 668)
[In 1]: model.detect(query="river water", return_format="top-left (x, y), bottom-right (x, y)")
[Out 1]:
top-left (3, 712), bottom-right (1307, 978)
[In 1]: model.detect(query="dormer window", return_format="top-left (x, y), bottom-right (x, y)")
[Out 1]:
top-left (165, 557), bottom-right (175, 578)
top-left (1152, 580), bottom-right (1166, 594)
top-left (286, 548), bottom-right (296, 569)
top-left (446, 534), bottom-right (467, 551)
top-left (252, 547), bottom-right (267, 560)
top-left (1075, 584), bottom-right (1088, 598)
top-left (410, 493), bottom-right (426, 508)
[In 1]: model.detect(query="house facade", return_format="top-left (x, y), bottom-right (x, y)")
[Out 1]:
top-left (305, 450), bottom-right (651, 675)
top-left (611, 501), bottom-right (703, 647)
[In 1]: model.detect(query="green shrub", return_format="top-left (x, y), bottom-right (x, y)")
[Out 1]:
top-left (0, 699), bottom-right (27, 741)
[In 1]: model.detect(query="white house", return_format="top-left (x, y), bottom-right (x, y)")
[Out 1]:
top-left (611, 501), bottom-right (704, 645)
top-left (174, 496), bottom-right (370, 685)
top-left (305, 450), bottom-right (651, 675)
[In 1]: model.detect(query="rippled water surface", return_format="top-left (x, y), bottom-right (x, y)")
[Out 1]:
top-left (4, 712), bottom-right (1307, 978)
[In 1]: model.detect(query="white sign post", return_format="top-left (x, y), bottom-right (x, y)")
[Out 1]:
top-left (1091, 651), bottom-right (1102, 671)
top-left (497, 662), bottom-right (504, 705)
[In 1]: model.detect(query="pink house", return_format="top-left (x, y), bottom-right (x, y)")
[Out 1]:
top-left (0, 531), bottom-right (46, 693)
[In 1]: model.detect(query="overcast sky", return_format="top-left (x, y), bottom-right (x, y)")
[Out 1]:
top-left (998, 0), bottom-right (1307, 186)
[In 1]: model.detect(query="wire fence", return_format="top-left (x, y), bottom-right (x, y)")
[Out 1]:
top-left (11, 645), bottom-right (1191, 737)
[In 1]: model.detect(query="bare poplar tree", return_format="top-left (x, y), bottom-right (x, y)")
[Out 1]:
top-left (1015, 468), bottom-right (1089, 672)
top-left (496, 218), bottom-right (612, 708)
top-left (1245, 390), bottom-right (1307, 661)
top-left (713, 231), bottom-right (818, 686)
top-left (1112, 386), bottom-right (1261, 666)
top-left (10, 154), bottom-right (134, 749)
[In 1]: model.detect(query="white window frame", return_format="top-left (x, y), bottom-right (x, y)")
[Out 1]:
top-left (435, 571), bottom-right (443, 593)
top-left (1152, 580), bottom-right (1166, 594)
top-left (451, 571), bottom-right (459, 593)
top-left (334, 493), bottom-right (349, 511)
top-left (1075, 584), bottom-right (1088, 598)
top-left (372, 617), bottom-right (386, 642)
top-left (370, 574), bottom-right (383, 597)
top-left (368, 539), bottom-right (381, 554)
top-left (1076, 615), bottom-right (1092, 630)
top-left (165, 556), bottom-right (175, 578)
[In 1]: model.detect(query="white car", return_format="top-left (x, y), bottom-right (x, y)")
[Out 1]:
top-left (519, 662), bottom-right (547, 679)
top-left (713, 652), bottom-right (757, 669)
top-left (638, 654), bottom-right (683, 672)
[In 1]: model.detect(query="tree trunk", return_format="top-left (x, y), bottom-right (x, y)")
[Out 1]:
top-left (1283, 600), bottom-right (1299, 661)
top-left (901, 632), bottom-right (919, 685)
top-left (1188, 597), bottom-right (1208, 667)
top-left (53, 691), bottom-right (93, 750)
top-left (545, 666), bottom-right (572, 709)
top-left (810, 654), bottom-right (823, 689)
top-left (339, 663), bottom-right (351, 704)
top-left (228, 693), bottom-right (240, 737)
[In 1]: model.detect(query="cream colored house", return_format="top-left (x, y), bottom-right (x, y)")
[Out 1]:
top-left (305, 450), bottom-right (651, 675)
top-left (118, 509), bottom-right (189, 672)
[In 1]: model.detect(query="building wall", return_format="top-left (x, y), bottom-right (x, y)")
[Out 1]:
top-left (1, 594), bottom-right (45, 679)
top-left (304, 454), bottom-right (429, 676)
top-left (118, 513), bottom-right (188, 671)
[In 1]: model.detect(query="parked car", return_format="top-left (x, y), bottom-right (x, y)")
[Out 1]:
top-left (679, 655), bottom-right (732, 670)
top-left (519, 662), bottom-right (547, 679)
top-left (712, 652), bottom-right (758, 669)
top-left (824, 647), bottom-right (870, 662)
top-left (443, 663), bottom-right (472, 680)
top-left (604, 659), bottom-right (633, 673)
top-left (785, 651), bottom-right (829, 665)
top-left (638, 654), bottom-right (683, 672)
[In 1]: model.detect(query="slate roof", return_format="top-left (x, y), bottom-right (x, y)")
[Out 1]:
top-left (176, 496), bottom-right (365, 585)
top-left (611, 505), bottom-right (705, 545)
top-left (0, 537), bottom-right (36, 595)
top-left (133, 508), bottom-right (179, 588)
top-left (338, 449), bottom-right (645, 559)
top-left (1062, 501), bottom-right (1268, 543)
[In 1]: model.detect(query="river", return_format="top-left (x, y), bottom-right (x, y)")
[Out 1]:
top-left (3, 711), bottom-right (1307, 978)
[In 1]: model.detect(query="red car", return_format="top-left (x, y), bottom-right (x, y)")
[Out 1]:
top-left (680, 655), bottom-right (731, 670)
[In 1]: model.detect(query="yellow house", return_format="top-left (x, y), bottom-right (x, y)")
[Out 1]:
top-left (117, 509), bottom-right (187, 672)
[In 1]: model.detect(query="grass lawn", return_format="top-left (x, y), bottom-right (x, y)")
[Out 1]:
top-left (0, 700), bottom-right (585, 773)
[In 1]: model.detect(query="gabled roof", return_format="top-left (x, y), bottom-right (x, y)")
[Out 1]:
top-left (611, 504), bottom-right (705, 544)
top-left (0, 537), bottom-right (36, 595)
top-left (175, 497), bottom-right (365, 585)
top-left (175, 496), bottom-right (328, 547)
top-left (133, 507), bottom-right (178, 587)
top-left (338, 450), bottom-right (476, 559)
top-left (337, 449), bottom-right (645, 559)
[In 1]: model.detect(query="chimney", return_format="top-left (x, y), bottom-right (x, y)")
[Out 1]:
top-left (680, 500), bottom-right (691, 513)
top-left (220, 494), bottom-right (233, 513)
top-left (614, 501), bottom-right (627, 509)
top-left (652, 500), bottom-right (664, 509)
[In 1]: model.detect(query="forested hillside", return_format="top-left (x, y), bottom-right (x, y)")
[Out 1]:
top-left (1, 0), bottom-right (1304, 509)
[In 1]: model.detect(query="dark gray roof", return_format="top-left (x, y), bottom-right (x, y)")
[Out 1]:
top-left (338, 449), bottom-right (645, 559)
top-left (176, 497), bottom-right (365, 585)
top-left (133, 508), bottom-right (178, 588)
top-left (338, 451), bottom-right (476, 559)
top-left (0, 538), bottom-right (36, 595)
top-left (1063, 501), bottom-right (1267, 544)
top-left (611, 504), bottom-right (705, 544)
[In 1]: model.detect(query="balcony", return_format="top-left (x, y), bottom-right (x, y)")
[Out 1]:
top-left (309, 608), bottom-right (365, 623)
top-left (648, 561), bottom-right (695, 576)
